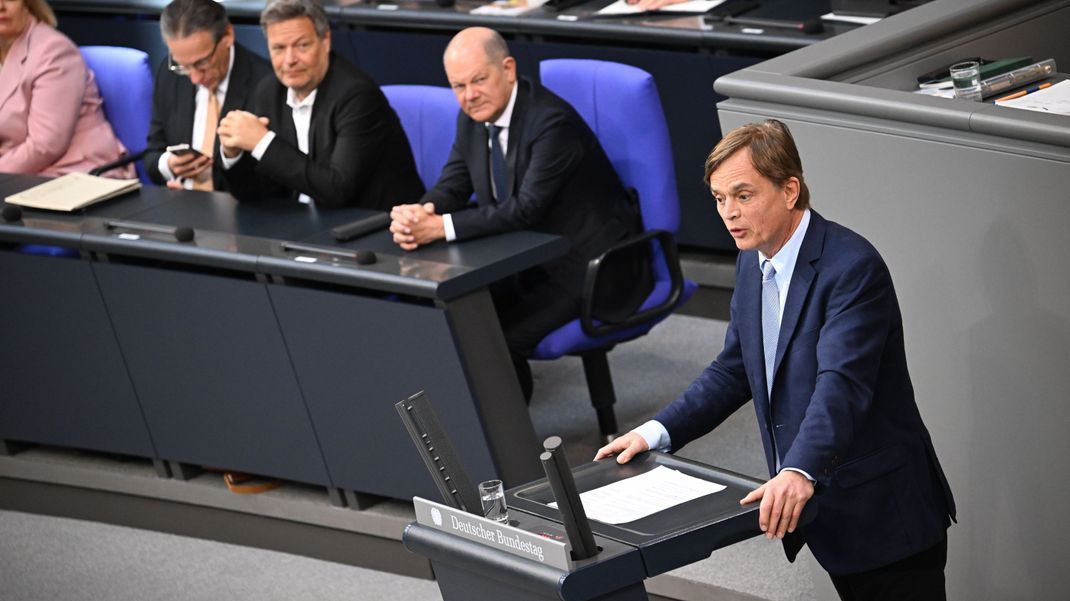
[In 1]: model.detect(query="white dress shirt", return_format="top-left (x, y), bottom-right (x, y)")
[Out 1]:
top-left (634, 210), bottom-right (814, 482)
top-left (442, 82), bottom-right (518, 242)
top-left (158, 46), bottom-right (235, 188)
top-left (222, 87), bottom-right (318, 205)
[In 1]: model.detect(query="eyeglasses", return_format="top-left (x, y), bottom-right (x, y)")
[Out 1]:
top-left (168, 37), bottom-right (221, 77)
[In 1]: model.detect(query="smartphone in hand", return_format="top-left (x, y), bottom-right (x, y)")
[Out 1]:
top-left (166, 143), bottom-right (206, 158)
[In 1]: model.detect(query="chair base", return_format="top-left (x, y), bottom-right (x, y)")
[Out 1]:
top-left (581, 350), bottom-right (620, 440)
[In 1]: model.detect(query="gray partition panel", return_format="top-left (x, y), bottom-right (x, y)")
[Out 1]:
top-left (713, 1), bottom-right (1070, 597)
top-left (92, 262), bottom-right (331, 485)
top-left (0, 251), bottom-right (154, 457)
top-left (268, 285), bottom-right (498, 500)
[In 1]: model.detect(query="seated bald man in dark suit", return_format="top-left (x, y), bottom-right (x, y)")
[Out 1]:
top-left (389, 27), bottom-right (646, 400)
top-left (217, 0), bottom-right (423, 209)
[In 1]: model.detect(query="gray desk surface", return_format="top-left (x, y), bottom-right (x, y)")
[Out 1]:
top-left (50, 0), bottom-right (848, 51)
top-left (714, 0), bottom-right (1070, 149)
top-left (0, 174), bottom-right (570, 301)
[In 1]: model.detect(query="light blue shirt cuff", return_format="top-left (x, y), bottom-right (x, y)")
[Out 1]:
top-left (632, 420), bottom-right (671, 453)
top-left (780, 467), bottom-right (816, 483)
top-left (443, 213), bottom-right (457, 242)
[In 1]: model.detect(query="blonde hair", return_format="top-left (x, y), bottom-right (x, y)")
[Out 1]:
top-left (24, 0), bottom-right (58, 27)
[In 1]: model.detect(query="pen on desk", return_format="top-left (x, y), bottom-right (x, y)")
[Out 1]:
top-left (993, 82), bottom-right (1053, 102)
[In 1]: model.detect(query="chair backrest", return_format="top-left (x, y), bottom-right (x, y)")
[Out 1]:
top-left (381, 85), bottom-right (460, 190)
top-left (539, 59), bottom-right (680, 283)
top-left (79, 46), bottom-right (153, 183)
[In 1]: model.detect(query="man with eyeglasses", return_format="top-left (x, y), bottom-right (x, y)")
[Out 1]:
top-left (215, 0), bottom-right (423, 209)
top-left (144, 0), bottom-right (271, 191)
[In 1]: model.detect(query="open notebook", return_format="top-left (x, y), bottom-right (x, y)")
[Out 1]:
top-left (5, 172), bottom-right (140, 212)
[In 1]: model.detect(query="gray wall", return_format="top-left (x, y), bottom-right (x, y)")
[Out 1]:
top-left (712, 0), bottom-right (1070, 595)
top-left (718, 90), bottom-right (1070, 600)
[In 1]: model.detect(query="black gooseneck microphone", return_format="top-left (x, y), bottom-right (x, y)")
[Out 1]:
top-left (105, 220), bottom-right (195, 242)
top-left (330, 212), bottom-right (392, 242)
top-left (724, 15), bottom-right (824, 34)
top-left (540, 436), bottom-right (600, 561)
top-left (2, 204), bottom-right (23, 223)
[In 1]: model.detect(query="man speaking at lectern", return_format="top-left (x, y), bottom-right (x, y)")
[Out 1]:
top-left (597, 120), bottom-right (956, 600)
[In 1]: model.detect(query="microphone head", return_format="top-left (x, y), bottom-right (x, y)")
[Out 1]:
top-left (801, 18), bottom-right (824, 34)
top-left (543, 436), bottom-right (563, 452)
top-left (174, 226), bottom-right (195, 242)
top-left (355, 250), bottom-right (377, 265)
top-left (2, 204), bottom-right (23, 222)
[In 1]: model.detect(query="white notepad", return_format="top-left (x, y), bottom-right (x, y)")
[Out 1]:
top-left (551, 466), bottom-right (727, 524)
top-left (5, 173), bottom-right (140, 212)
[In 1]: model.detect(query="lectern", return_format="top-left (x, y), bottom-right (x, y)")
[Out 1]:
top-left (398, 392), bottom-right (816, 601)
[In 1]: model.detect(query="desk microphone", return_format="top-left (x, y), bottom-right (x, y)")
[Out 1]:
top-left (2, 204), bottom-right (23, 223)
top-left (280, 241), bottom-right (378, 265)
top-left (105, 220), bottom-right (195, 242)
top-left (331, 212), bottom-right (391, 242)
top-left (723, 15), bottom-right (824, 33)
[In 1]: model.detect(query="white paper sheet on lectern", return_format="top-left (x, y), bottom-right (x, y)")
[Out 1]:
top-left (551, 465), bottom-right (726, 525)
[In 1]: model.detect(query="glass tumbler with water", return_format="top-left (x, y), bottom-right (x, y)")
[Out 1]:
top-left (950, 61), bottom-right (983, 101)
top-left (478, 479), bottom-right (509, 523)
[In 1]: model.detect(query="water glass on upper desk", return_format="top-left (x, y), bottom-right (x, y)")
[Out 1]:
top-left (950, 61), bottom-right (983, 101)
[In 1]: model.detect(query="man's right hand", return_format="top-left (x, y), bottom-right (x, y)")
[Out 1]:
top-left (167, 151), bottom-right (212, 180)
top-left (594, 432), bottom-right (649, 464)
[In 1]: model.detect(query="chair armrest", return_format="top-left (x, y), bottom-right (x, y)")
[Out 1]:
top-left (90, 150), bottom-right (145, 177)
top-left (580, 229), bottom-right (684, 338)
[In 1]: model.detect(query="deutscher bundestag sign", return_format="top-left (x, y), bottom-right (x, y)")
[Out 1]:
top-left (413, 497), bottom-right (571, 570)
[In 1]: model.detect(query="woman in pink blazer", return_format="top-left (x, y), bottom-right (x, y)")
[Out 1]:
top-left (0, 0), bottom-right (133, 177)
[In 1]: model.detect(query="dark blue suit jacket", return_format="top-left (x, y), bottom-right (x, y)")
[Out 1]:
top-left (655, 211), bottom-right (955, 575)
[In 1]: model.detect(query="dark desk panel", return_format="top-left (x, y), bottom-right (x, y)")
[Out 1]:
top-left (0, 251), bottom-right (155, 458)
top-left (126, 190), bottom-right (379, 241)
top-left (1, 176), bottom-right (560, 499)
top-left (92, 262), bottom-right (332, 485)
top-left (269, 286), bottom-right (505, 499)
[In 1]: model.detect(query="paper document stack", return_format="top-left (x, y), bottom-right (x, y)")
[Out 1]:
top-left (596, 0), bottom-right (724, 16)
top-left (470, 0), bottom-right (549, 16)
top-left (5, 172), bottom-right (140, 212)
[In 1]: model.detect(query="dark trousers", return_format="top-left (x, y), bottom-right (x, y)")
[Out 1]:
top-left (831, 536), bottom-right (948, 601)
top-left (490, 272), bottom-right (579, 402)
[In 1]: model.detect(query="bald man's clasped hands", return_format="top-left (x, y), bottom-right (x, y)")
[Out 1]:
top-left (390, 202), bottom-right (445, 251)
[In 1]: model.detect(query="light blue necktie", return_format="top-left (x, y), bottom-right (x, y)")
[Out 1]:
top-left (761, 259), bottom-right (780, 397)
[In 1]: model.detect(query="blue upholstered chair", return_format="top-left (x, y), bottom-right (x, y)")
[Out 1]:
top-left (532, 59), bottom-right (698, 441)
top-left (381, 85), bottom-right (460, 190)
top-left (80, 46), bottom-right (154, 184)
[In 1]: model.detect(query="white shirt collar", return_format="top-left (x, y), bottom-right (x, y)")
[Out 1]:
top-left (286, 87), bottom-right (318, 110)
top-left (490, 82), bottom-right (519, 129)
top-left (759, 209), bottom-right (811, 288)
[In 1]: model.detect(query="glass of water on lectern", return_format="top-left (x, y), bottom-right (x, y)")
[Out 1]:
top-left (478, 479), bottom-right (509, 523)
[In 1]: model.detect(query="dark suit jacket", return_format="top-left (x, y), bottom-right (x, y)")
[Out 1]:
top-left (422, 77), bottom-right (641, 303)
top-left (654, 211), bottom-right (955, 576)
top-left (145, 43), bottom-right (272, 190)
top-left (223, 53), bottom-right (424, 210)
